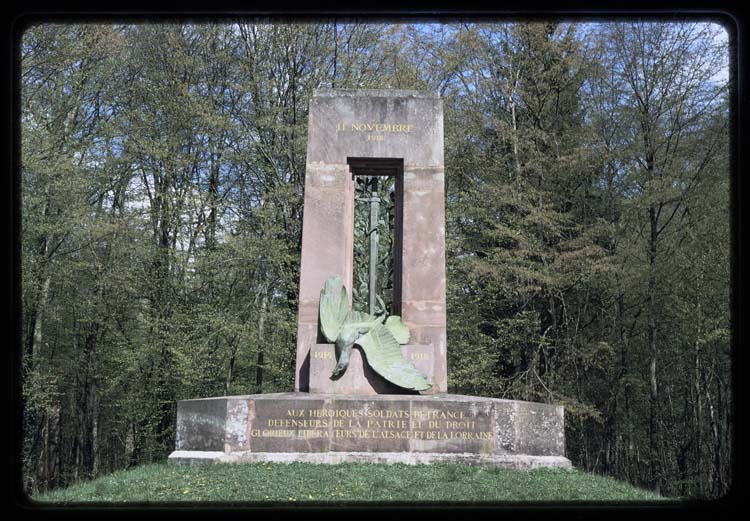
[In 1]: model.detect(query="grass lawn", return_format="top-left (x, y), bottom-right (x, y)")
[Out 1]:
top-left (31, 462), bottom-right (666, 504)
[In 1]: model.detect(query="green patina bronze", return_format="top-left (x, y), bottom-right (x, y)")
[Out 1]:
top-left (319, 275), bottom-right (431, 391)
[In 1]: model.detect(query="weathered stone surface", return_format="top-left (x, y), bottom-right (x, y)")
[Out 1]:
top-left (306, 90), bottom-right (444, 167)
top-left (502, 400), bottom-right (567, 456)
top-left (170, 393), bottom-right (570, 468)
top-left (296, 89), bottom-right (447, 394)
top-left (175, 397), bottom-right (228, 452)
top-left (409, 399), bottom-right (495, 454)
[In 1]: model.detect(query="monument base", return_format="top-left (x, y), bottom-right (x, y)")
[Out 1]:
top-left (168, 393), bottom-right (571, 469)
top-left (169, 450), bottom-right (570, 469)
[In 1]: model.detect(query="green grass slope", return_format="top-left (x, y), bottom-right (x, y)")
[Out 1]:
top-left (33, 462), bottom-right (664, 504)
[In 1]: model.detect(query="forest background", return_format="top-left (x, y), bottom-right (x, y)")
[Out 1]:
top-left (19, 20), bottom-right (732, 499)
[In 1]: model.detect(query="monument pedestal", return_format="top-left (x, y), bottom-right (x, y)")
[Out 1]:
top-left (169, 89), bottom-right (571, 471)
top-left (168, 393), bottom-right (571, 469)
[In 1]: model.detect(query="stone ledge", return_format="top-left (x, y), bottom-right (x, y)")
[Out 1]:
top-left (168, 450), bottom-right (225, 466)
top-left (313, 88), bottom-right (440, 99)
top-left (168, 450), bottom-right (572, 470)
top-left (176, 392), bottom-right (559, 404)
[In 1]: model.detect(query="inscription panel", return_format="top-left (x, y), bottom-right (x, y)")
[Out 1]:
top-left (245, 398), bottom-right (497, 454)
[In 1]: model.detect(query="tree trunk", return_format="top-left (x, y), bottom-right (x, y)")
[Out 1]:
top-left (28, 271), bottom-right (51, 363)
top-left (48, 405), bottom-right (61, 490)
top-left (332, 22), bottom-right (338, 88)
top-left (648, 204), bottom-right (661, 495)
top-left (27, 182), bottom-right (54, 363)
top-left (701, 362), bottom-right (723, 496)
top-left (716, 374), bottom-right (727, 496)
top-left (225, 342), bottom-right (237, 395)
top-left (616, 294), bottom-right (636, 483)
top-left (693, 293), bottom-right (704, 496)
top-left (80, 325), bottom-right (100, 480)
top-left (694, 341), bottom-right (704, 495)
top-left (256, 288), bottom-right (268, 391)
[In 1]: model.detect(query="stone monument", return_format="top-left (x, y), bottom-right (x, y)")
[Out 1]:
top-left (168, 89), bottom-right (571, 469)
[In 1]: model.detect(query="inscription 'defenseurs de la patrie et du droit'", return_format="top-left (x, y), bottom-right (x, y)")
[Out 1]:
top-left (335, 122), bottom-right (414, 141)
